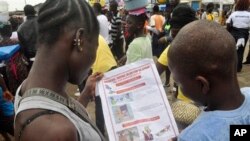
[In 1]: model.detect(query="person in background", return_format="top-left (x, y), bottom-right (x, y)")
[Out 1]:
top-left (168, 20), bottom-right (250, 141)
top-left (0, 21), bottom-right (29, 94)
top-left (0, 74), bottom-right (14, 141)
top-left (150, 5), bottom-right (165, 57)
top-left (158, 0), bottom-right (180, 87)
top-left (110, 0), bottom-right (124, 60)
top-left (226, 0), bottom-right (250, 72)
top-left (93, 3), bottom-right (111, 44)
top-left (9, 16), bottom-right (20, 40)
top-left (17, 5), bottom-right (38, 70)
top-left (119, 13), bottom-right (152, 65)
top-left (14, 0), bottom-right (106, 140)
top-left (201, 3), bottom-right (214, 21)
top-left (156, 5), bottom-right (197, 103)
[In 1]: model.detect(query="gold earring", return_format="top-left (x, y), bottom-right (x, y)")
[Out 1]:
top-left (74, 28), bottom-right (85, 52)
top-left (78, 39), bottom-right (83, 52)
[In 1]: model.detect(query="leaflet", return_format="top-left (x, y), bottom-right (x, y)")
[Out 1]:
top-left (97, 59), bottom-right (179, 141)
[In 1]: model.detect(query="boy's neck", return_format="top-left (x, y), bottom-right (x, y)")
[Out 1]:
top-left (206, 81), bottom-right (244, 111)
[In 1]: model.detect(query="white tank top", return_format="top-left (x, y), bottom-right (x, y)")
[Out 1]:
top-left (14, 87), bottom-right (102, 141)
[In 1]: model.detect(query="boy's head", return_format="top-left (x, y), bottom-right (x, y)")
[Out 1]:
top-left (126, 13), bottom-right (147, 36)
top-left (0, 22), bottom-right (12, 39)
top-left (170, 5), bottom-right (197, 38)
top-left (168, 21), bottom-right (236, 106)
top-left (24, 5), bottom-right (36, 16)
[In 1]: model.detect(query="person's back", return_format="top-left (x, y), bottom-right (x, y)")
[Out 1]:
top-left (126, 36), bottom-right (152, 64)
top-left (93, 3), bottom-right (111, 44)
top-left (178, 87), bottom-right (250, 141)
top-left (168, 20), bottom-right (249, 141)
top-left (97, 15), bottom-right (111, 44)
top-left (14, 0), bottom-right (105, 141)
top-left (17, 5), bottom-right (38, 60)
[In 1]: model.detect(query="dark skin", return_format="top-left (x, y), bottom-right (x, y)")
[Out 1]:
top-left (156, 28), bottom-right (179, 84)
top-left (168, 21), bottom-right (244, 111)
top-left (118, 15), bottom-right (145, 65)
top-left (15, 27), bottom-right (102, 141)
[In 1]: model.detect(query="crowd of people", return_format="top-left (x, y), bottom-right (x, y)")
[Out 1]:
top-left (0, 0), bottom-right (250, 141)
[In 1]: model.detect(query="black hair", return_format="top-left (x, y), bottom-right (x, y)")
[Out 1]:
top-left (129, 13), bottom-right (148, 26)
top-left (0, 22), bottom-right (12, 38)
top-left (235, 0), bottom-right (249, 11)
top-left (169, 20), bottom-right (236, 80)
top-left (110, 0), bottom-right (118, 7)
top-left (9, 17), bottom-right (19, 31)
top-left (153, 5), bottom-right (159, 13)
top-left (128, 13), bottom-right (148, 35)
top-left (93, 3), bottom-right (102, 14)
top-left (37, 0), bottom-right (99, 45)
top-left (24, 5), bottom-right (36, 16)
top-left (170, 5), bottom-right (197, 29)
top-left (206, 3), bottom-right (214, 13)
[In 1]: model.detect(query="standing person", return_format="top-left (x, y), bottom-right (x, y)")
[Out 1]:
top-left (119, 13), bottom-right (153, 65)
top-left (110, 0), bottom-right (124, 60)
top-left (150, 5), bottom-right (165, 57)
top-left (0, 75), bottom-right (14, 141)
top-left (0, 21), bottom-right (29, 94)
top-left (168, 20), bottom-right (250, 141)
top-left (14, 0), bottom-right (106, 141)
top-left (93, 3), bottom-right (111, 44)
top-left (226, 0), bottom-right (250, 72)
top-left (156, 5), bottom-right (197, 97)
top-left (17, 5), bottom-right (38, 70)
top-left (159, 0), bottom-right (180, 86)
top-left (201, 3), bottom-right (214, 21)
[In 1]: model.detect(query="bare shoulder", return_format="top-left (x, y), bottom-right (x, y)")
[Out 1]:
top-left (15, 110), bottom-right (78, 141)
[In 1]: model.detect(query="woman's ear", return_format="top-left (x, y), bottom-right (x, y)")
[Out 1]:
top-left (196, 76), bottom-right (210, 95)
top-left (74, 28), bottom-right (85, 52)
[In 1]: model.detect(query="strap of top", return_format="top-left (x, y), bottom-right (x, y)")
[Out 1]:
top-left (18, 88), bottom-right (106, 141)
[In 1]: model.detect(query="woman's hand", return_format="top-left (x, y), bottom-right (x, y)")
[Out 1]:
top-left (79, 72), bottom-right (104, 107)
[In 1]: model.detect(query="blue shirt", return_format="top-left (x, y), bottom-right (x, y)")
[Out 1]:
top-left (178, 87), bottom-right (250, 141)
top-left (0, 87), bottom-right (14, 116)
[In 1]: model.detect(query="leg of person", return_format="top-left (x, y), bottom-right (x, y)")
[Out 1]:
top-left (237, 46), bottom-right (245, 72)
top-left (164, 67), bottom-right (171, 87)
top-left (95, 96), bottom-right (105, 135)
top-left (243, 48), bottom-right (250, 64)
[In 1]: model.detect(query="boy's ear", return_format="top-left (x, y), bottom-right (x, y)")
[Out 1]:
top-left (195, 76), bottom-right (210, 95)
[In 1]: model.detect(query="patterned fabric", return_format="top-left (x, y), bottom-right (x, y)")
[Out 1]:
top-left (0, 39), bottom-right (29, 94)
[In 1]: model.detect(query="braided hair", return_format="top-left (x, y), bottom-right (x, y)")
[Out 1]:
top-left (37, 0), bottom-right (99, 45)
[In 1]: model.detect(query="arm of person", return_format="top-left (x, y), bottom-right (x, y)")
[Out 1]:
top-left (0, 74), bottom-right (13, 101)
top-left (226, 14), bottom-right (233, 31)
top-left (156, 46), bottom-right (169, 74)
top-left (78, 72), bottom-right (104, 107)
top-left (17, 112), bottom-right (79, 141)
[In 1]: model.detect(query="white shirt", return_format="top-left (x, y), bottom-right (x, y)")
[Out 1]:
top-left (226, 11), bottom-right (250, 29)
top-left (97, 14), bottom-right (111, 44)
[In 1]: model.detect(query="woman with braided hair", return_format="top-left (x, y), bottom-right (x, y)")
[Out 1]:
top-left (14, 0), bottom-right (105, 141)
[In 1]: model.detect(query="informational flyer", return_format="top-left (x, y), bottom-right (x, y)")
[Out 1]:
top-left (97, 59), bottom-right (179, 141)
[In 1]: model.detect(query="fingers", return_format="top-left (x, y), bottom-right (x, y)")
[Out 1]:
top-left (92, 72), bottom-right (104, 81)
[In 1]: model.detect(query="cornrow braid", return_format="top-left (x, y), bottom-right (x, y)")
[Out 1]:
top-left (37, 0), bottom-right (99, 44)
